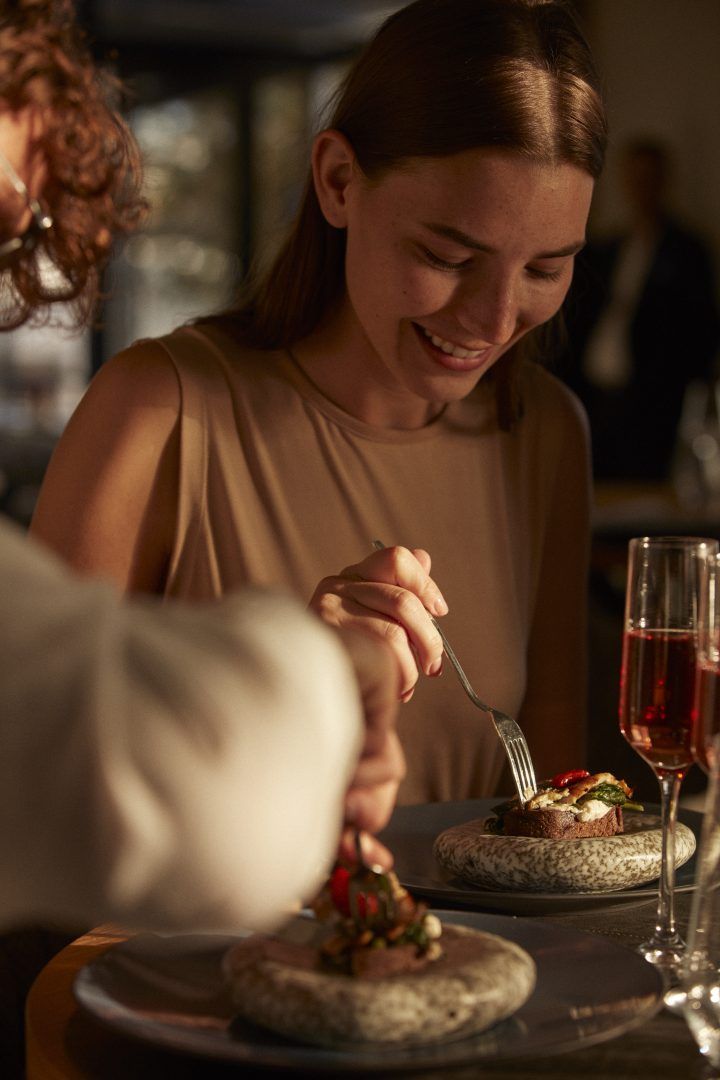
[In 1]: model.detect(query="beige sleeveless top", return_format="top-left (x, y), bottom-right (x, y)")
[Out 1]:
top-left (154, 323), bottom-right (591, 804)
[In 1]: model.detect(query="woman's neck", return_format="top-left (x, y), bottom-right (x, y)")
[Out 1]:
top-left (289, 305), bottom-right (445, 430)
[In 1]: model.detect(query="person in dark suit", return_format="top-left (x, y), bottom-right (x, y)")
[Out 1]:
top-left (562, 138), bottom-right (720, 481)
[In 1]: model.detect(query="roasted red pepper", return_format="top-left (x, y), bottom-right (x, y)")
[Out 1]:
top-left (329, 865), bottom-right (379, 918)
top-left (330, 866), bottom-right (351, 914)
top-left (550, 768), bottom-right (590, 789)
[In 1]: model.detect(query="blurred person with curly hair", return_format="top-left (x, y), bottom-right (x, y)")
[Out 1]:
top-left (0, 0), bottom-right (146, 329)
top-left (0, 4), bottom-right (404, 1074)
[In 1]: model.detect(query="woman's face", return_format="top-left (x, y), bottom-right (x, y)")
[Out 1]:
top-left (326, 145), bottom-right (593, 425)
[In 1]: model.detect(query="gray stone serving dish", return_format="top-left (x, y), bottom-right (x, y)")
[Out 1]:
top-left (223, 920), bottom-right (536, 1048)
top-left (433, 811), bottom-right (696, 893)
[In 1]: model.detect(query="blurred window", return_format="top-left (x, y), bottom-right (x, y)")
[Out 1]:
top-left (103, 86), bottom-right (243, 357)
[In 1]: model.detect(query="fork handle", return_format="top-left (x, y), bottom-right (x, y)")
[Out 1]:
top-left (427, 615), bottom-right (481, 705)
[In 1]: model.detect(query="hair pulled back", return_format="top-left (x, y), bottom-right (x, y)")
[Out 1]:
top-left (0, 0), bottom-right (147, 329)
top-left (222, 0), bottom-right (607, 423)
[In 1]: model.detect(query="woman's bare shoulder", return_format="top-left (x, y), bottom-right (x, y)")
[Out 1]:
top-left (86, 336), bottom-right (182, 412)
top-left (30, 337), bottom-right (184, 591)
top-left (521, 362), bottom-right (590, 436)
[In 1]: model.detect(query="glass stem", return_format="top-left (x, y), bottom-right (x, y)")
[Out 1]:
top-left (655, 771), bottom-right (683, 944)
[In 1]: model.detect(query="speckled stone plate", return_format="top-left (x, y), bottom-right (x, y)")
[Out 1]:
top-left (433, 811), bottom-right (696, 893)
top-left (378, 800), bottom-right (702, 913)
top-left (73, 911), bottom-right (663, 1071)
top-left (222, 920), bottom-right (536, 1047)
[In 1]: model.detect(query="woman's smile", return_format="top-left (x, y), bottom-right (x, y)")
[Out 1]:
top-left (412, 322), bottom-right (494, 373)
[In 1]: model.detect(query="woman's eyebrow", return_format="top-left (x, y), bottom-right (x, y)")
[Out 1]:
top-left (422, 221), bottom-right (586, 259)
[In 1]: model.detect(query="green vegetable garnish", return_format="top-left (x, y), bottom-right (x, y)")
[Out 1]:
top-left (576, 782), bottom-right (644, 811)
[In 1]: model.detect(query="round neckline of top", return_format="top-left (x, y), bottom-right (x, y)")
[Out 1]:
top-left (280, 347), bottom-right (455, 444)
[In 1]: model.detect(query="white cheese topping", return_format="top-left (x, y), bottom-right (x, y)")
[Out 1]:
top-left (576, 799), bottom-right (611, 823)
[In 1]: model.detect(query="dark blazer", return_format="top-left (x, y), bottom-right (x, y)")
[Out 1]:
top-left (561, 218), bottom-right (720, 481)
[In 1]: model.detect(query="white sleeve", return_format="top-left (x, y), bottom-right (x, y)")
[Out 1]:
top-left (0, 518), bottom-right (362, 933)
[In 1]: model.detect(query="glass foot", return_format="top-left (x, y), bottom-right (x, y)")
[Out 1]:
top-left (663, 986), bottom-right (689, 1012)
top-left (637, 937), bottom-right (686, 974)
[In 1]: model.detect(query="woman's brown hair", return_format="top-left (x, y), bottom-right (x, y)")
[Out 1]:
top-left (214, 0), bottom-right (607, 427)
top-left (0, 0), bottom-right (147, 330)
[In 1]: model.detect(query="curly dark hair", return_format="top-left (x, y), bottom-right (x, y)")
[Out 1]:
top-left (0, 0), bottom-right (147, 329)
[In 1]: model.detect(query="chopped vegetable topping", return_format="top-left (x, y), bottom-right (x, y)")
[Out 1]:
top-left (576, 782), bottom-right (637, 808)
top-left (550, 768), bottom-right (590, 789)
top-left (312, 863), bottom-right (443, 976)
top-left (489, 771), bottom-right (643, 833)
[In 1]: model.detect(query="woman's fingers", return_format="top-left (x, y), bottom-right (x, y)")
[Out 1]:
top-left (319, 595), bottom-right (423, 696)
top-left (342, 545), bottom-right (446, 618)
top-left (411, 547), bottom-right (432, 575)
top-left (309, 546), bottom-right (446, 693)
top-left (310, 590), bottom-right (423, 696)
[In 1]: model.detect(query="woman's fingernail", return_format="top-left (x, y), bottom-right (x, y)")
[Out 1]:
top-left (401, 687), bottom-right (415, 703)
top-left (432, 595), bottom-right (448, 616)
top-left (428, 657), bottom-right (443, 677)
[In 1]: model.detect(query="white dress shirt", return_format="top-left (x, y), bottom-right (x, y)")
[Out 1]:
top-left (0, 517), bottom-right (362, 932)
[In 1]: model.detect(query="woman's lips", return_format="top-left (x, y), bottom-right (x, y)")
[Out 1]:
top-left (413, 323), bottom-right (493, 373)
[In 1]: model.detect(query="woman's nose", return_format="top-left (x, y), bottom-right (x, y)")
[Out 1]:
top-left (454, 278), bottom-right (518, 346)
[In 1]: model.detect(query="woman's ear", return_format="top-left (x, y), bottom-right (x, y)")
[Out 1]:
top-left (311, 129), bottom-right (357, 229)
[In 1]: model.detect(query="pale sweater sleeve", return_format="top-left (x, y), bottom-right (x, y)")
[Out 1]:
top-left (0, 518), bottom-right (362, 932)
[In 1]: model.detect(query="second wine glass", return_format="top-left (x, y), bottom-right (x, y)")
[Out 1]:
top-left (619, 535), bottom-right (718, 973)
top-left (694, 549), bottom-right (720, 777)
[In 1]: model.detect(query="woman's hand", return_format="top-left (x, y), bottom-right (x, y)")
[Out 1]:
top-left (309, 546), bottom-right (447, 702)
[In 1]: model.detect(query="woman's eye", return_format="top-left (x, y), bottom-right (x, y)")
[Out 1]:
top-left (527, 265), bottom-right (565, 283)
top-left (421, 247), bottom-right (471, 272)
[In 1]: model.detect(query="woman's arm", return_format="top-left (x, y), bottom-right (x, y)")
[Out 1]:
top-left (30, 340), bottom-right (181, 595)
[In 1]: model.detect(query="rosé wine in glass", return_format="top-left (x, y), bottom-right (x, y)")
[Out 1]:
top-left (620, 536), bottom-right (718, 975)
top-left (693, 661), bottom-right (720, 775)
top-left (620, 627), bottom-right (697, 775)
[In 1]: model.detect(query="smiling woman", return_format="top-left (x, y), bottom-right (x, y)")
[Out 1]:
top-left (30, 0), bottom-right (608, 805)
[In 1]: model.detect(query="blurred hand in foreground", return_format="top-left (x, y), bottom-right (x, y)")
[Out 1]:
top-left (334, 628), bottom-right (405, 870)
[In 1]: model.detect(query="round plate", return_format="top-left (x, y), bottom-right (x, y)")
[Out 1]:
top-left (434, 810), bottom-right (695, 892)
top-left (222, 920), bottom-right (536, 1047)
top-left (378, 800), bottom-right (702, 914)
top-left (74, 911), bottom-right (663, 1072)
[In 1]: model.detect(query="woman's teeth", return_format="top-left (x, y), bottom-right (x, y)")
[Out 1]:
top-left (421, 327), bottom-right (485, 360)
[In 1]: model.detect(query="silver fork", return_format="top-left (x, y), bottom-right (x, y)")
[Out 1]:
top-left (372, 540), bottom-right (537, 804)
top-left (348, 830), bottom-right (397, 928)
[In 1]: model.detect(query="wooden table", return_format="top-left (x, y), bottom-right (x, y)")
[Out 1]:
top-left (26, 894), bottom-right (712, 1080)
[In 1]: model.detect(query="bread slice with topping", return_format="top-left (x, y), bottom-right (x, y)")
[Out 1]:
top-left (490, 770), bottom-right (642, 839)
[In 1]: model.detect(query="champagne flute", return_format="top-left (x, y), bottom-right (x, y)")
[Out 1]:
top-left (693, 550), bottom-right (720, 777)
top-left (678, 731), bottom-right (720, 1063)
top-left (674, 554), bottom-right (720, 1028)
top-left (619, 535), bottom-right (718, 973)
